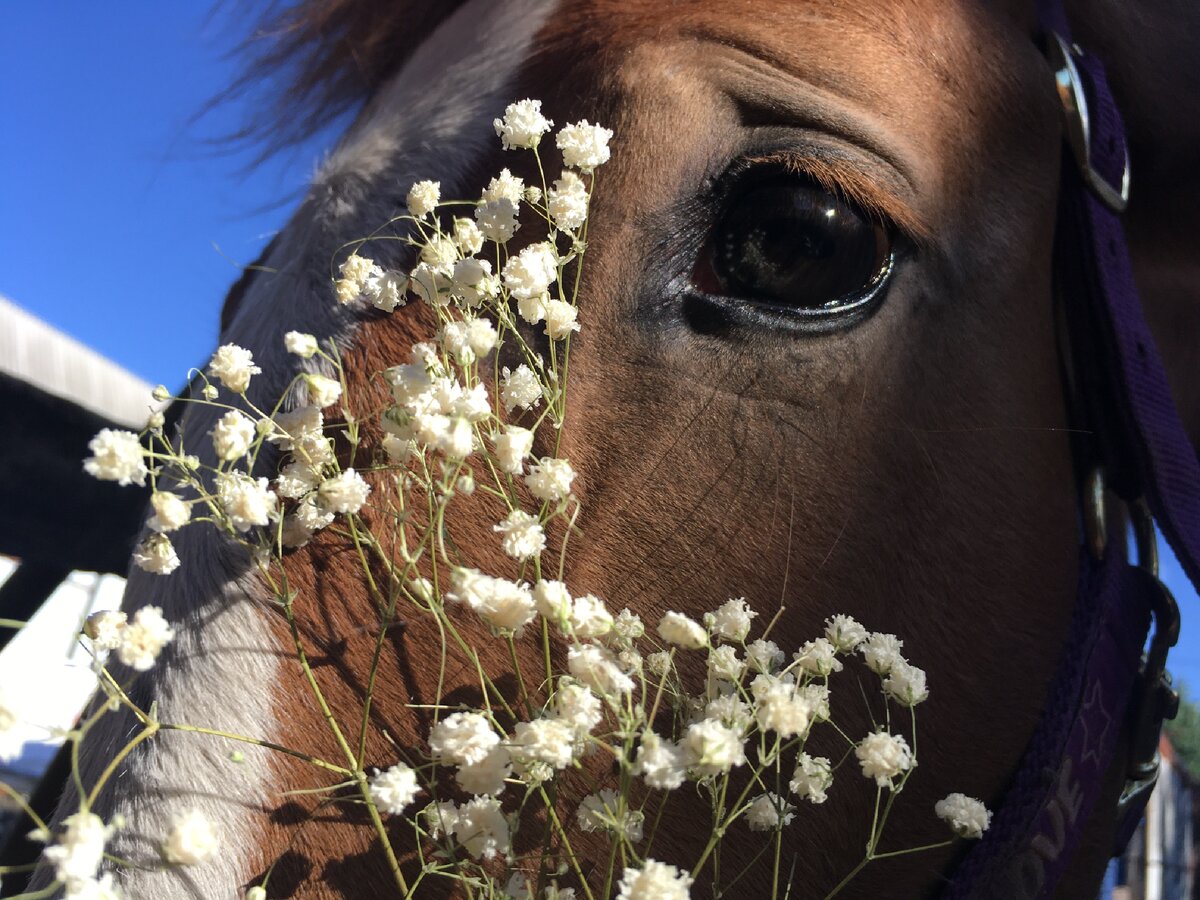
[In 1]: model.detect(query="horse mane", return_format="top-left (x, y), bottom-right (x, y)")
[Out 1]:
top-left (227, 0), bottom-right (467, 154)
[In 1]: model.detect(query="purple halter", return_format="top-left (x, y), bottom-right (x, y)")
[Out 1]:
top-left (942, 4), bottom-right (1200, 897)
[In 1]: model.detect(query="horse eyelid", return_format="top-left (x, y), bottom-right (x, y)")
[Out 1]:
top-left (733, 149), bottom-right (930, 251)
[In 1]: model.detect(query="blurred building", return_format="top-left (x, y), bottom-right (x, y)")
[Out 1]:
top-left (1105, 734), bottom-right (1197, 899)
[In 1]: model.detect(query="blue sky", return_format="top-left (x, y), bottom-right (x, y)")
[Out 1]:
top-left (3, 6), bottom-right (1199, 699)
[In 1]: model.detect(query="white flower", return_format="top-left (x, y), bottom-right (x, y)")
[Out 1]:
top-left (163, 809), bottom-right (218, 865)
top-left (745, 638), bottom-right (784, 673)
top-left (824, 614), bottom-right (867, 652)
top-left (146, 410), bottom-right (166, 432)
top-left (369, 764), bottom-right (420, 814)
top-left (543, 299), bottom-right (581, 340)
top-left (475, 197), bottom-right (520, 243)
top-left (533, 579), bottom-right (572, 621)
top-left (704, 597), bottom-right (757, 643)
top-left (793, 638), bottom-right (842, 676)
top-left (276, 461), bottom-right (319, 500)
top-left (577, 790), bottom-right (643, 843)
top-left (482, 168), bottom-right (526, 203)
top-left (568, 594), bottom-right (612, 639)
top-left (494, 425), bottom-right (534, 473)
top-left (421, 235), bottom-right (458, 268)
top-left (212, 410), bottom-right (257, 461)
top-left (41, 811), bottom-right (110, 886)
top-left (409, 261), bottom-right (453, 305)
top-left (452, 217), bottom-right (485, 256)
top-left (335, 276), bottom-right (361, 305)
top-left (790, 753), bottom-right (833, 804)
top-left (407, 179), bottom-right (440, 218)
top-left (271, 406), bottom-right (324, 451)
top-left (132, 533), bottom-right (180, 575)
top-left (456, 745), bottom-right (512, 796)
top-left (552, 681), bottom-right (602, 736)
top-left (430, 712), bottom-right (500, 767)
top-left (494, 99), bottom-right (553, 150)
top-left (613, 609), bottom-right (644, 642)
top-left (339, 252), bottom-right (382, 286)
top-left (517, 293), bottom-right (548, 324)
top-left (706, 645), bottom-right (743, 683)
top-left (201, 384), bottom-right (219, 400)
top-left (453, 797), bottom-right (510, 860)
top-left (633, 732), bottom-right (687, 789)
top-left (304, 374), bottom-right (342, 409)
top-left (84, 610), bottom-right (127, 652)
top-left (525, 457), bottom-right (576, 503)
top-left (280, 515), bottom-right (315, 549)
top-left (856, 731), bottom-right (914, 789)
top-left (208, 344), bottom-right (261, 394)
top-left (745, 792), bottom-right (794, 832)
top-left (682, 718), bottom-right (746, 777)
top-left (567, 643), bottom-right (634, 696)
top-left (447, 568), bottom-right (536, 633)
top-left (294, 496), bottom-right (334, 534)
top-left (503, 242), bottom-right (558, 302)
top-left (616, 859), bottom-right (692, 900)
top-left (751, 673), bottom-right (813, 738)
top-left (501, 364), bottom-right (543, 412)
top-left (704, 694), bottom-right (753, 733)
top-left (494, 510), bottom-right (545, 560)
top-left (366, 270), bottom-right (408, 312)
top-left (284, 331), bottom-right (319, 358)
top-left (216, 472), bottom-right (277, 532)
top-left (645, 650), bottom-right (673, 677)
top-left (860, 632), bottom-right (904, 675)
top-left (317, 468), bottom-right (371, 515)
top-left (117, 605), bottom-right (175, 671)
top-left (657, 611), bottom-right (707, 649)
top-left (935, 793), bottom-right (992, 839)
top-left (556, 120), bottom-right (613, 172)
top-left (883, 660), bottom-right (929, 706)
top-left (83, 429), bottom-right (146, 486)
top-left (440, 321), bottom-right (474, 365)
top-left (510, 718), bottom-right (576, 773)
top-left (246, 888), bottom-right (267, 900)
top-left (421, 800), bottom-right (460, 841)
top-left (148, 492), bottom-right (190, 533)
top-left (547, 170), bottom-right (589, 231)
top-left (382, 433), bottom-right (414, 464)
top-left (803, 683), bottom-right (831, 721)
top-left (466, 317), bottom-right (498, 357)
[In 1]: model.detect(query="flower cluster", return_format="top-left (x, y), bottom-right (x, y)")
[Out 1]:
top-left (62, 99), bottom-right (992, 899)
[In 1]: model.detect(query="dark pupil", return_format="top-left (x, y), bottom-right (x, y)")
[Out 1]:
top-left (714, 178), bottom-right (888, 310)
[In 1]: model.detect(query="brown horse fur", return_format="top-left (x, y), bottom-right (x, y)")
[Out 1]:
top-left (41, 1), bottom-right (1199, 898)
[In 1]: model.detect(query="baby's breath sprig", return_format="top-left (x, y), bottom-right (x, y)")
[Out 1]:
top-left (25, 97), bottom-right (991, 900)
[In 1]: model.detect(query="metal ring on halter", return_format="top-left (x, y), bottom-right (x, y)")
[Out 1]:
top-left (1045, 32), bottom-right (1131, 213)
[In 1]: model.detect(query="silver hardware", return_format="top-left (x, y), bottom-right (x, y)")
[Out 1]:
top-left (1046, 32), bottom-right (1131, 213)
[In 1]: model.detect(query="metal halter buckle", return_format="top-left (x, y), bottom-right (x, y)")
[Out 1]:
top-left (1115, 498), bottom-right (1182, 835)
top-left (1046, 32), bottom-right (1131, 213)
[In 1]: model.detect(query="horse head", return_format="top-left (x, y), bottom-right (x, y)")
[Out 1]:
top-left (31, 1), bottom-right (1200, 897)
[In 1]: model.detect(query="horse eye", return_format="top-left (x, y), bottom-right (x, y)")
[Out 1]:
top-left (696, 174), bottom-right (893, 320)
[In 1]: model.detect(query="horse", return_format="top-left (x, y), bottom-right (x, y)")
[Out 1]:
top-left (24, 0), bottom-right (1200, 896)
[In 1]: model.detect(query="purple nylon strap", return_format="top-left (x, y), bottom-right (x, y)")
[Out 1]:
top-left (944, 552), bottom-right (1151, 898)
top-left (942, 3), bottom-right (1200, 897)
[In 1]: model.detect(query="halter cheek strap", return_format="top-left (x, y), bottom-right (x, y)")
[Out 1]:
top-left (943, 4), bottom-right (1200, 897)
